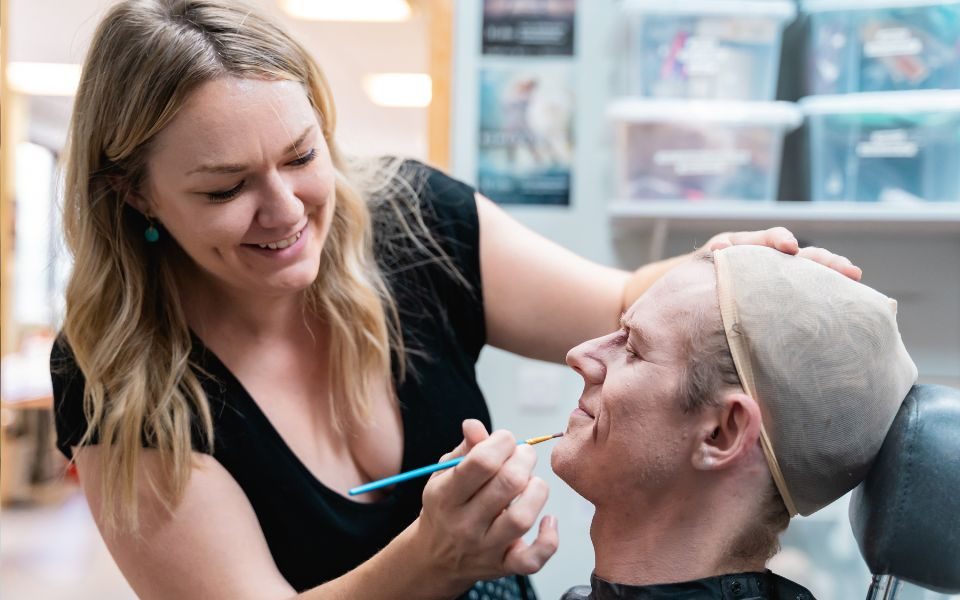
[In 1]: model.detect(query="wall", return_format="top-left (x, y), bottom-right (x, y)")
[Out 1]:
top-left (7, 0), bottom-right (430, 158)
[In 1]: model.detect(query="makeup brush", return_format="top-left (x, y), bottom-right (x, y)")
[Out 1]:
top-left (348, 432), bottom-right (564, 496)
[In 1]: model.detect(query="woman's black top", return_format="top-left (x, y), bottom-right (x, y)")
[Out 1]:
top-left (51, 162), bottom-right (536, 599)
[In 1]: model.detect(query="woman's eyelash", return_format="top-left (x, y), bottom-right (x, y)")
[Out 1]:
top-left (625, 345), bottom-right (640, 359)
top-left (205, 149), bottom-right (315, 202)
top-left (290, 148), bottom-right (316, 166)
top-left (207, 181), bottom-right (245, 202)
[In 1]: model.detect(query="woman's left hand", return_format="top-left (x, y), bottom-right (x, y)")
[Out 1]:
top-left (705, 227), bottom-right (862, 281)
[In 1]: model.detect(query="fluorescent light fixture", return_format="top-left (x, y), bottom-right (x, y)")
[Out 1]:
top-left (279, 0), bottom-right (411, 22)
top-left (7, 62), bottom-right (81, 96)
top-left (363, 73), bottom-right (431, 108)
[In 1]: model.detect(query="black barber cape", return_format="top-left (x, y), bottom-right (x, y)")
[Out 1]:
top-left (561, 571), bottom-right (816, 600)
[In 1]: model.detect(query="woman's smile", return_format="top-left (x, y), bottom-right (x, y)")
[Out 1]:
top-left (241, 221), bottom-right (309, 261)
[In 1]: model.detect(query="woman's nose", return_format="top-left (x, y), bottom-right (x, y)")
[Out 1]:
top-left (565, 337), bottom-right (607, 385)
top-left (256, 171), bottom-right (302, 230)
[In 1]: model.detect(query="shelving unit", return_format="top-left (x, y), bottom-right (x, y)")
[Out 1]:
top-left (609, 200), bottom-right (960, 259)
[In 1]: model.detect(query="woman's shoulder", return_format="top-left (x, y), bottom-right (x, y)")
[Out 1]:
top-left (368, 158), bottom-right (481, 269)
top-left (370, 159), bottom-right (486, 356)
top-left (392, 158), bottom-right (478, 224)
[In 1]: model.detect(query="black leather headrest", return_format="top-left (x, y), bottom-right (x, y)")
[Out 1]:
top-left (849, 384), bottom-right (960, 594)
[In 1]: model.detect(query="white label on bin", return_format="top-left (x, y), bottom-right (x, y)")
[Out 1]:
top-left (864, 28), bottom-right (923, 58)
top-left (678, 37), bottom-right (723, 76)
top-left (856, 129), bottom-right (918, 158)
top-left (653, 149), bottom-right (751, 176)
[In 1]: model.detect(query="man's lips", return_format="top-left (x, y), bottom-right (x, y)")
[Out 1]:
top-left (577, 398), bottom-right (595, 418)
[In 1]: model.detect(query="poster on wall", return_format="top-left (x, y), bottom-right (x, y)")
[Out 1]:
top-left (482, 0), bottom-right (576, 57)
top-left (477, 65), bottom-right (574, 206)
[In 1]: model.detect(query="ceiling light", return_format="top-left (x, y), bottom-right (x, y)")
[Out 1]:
top-left (7, 62), bottom-right (81, 96)
top-left (279, 0), bottom-right (411, 22)
top-left (363, 73), bottom-right (431, 108)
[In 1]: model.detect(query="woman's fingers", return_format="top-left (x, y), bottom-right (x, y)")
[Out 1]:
top-left (712, 227), bottom-right (800, 254)
top-left (461, 419), bottom-right (490, 451)
top-left (798, 246), bottom-right (863, 281)
top-left (484, 472), bottom-right (548, 544)
top-left (434, 419), bottom-right (491, 465)
top-left (705, 229), bottom-right (862, 281)
top-left (415, 431), bottom-right (556, 584)
top-left (429, 429), bottom-right (518, 508)
top-left (501, 513), bottom-right (559, 576)
top-left (457, 444), bottom-right (537, 533)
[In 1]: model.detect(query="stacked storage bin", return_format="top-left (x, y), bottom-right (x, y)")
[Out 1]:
top-left (801, 0), bottom-right (960, 202)
top-left (612, 0), bottom-right (802, 202)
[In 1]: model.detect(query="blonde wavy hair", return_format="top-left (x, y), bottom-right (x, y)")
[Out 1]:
top-left (62, 0), bottom-right (449, 532)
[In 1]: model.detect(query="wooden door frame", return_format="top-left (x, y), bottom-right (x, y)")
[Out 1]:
top-left (1, 0), bottom-right (14, 357)
top-left (426, 0), bottom-right (452, 170)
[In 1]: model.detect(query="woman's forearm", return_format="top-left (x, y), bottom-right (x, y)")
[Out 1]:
top-left (621, 252), bottom-right (693, 310)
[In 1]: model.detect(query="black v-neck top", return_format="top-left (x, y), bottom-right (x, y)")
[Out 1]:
top-left (51, 162), bottom-right (536, 599)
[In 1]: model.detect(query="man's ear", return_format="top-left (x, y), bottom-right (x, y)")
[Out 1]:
top-left (691, 392), bottom-right (762, 471)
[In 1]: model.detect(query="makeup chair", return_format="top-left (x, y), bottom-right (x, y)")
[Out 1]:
top-left (849, 384), bottom-right (960, 600)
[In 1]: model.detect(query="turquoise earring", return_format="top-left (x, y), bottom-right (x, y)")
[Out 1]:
top-left (144, 217), bottom-right (160, 243)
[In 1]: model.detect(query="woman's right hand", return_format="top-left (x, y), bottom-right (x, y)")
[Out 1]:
top-left (412, 419), bottom-right (559, 593)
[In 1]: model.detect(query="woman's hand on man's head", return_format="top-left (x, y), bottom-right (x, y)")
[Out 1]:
top-left (705, 227), bottom-right (863, 282)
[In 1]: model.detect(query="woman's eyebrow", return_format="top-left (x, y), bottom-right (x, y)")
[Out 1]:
top-left (284, 124), bottom-right (315, 156)
top-left (185, 125), bottom-right (315, 176)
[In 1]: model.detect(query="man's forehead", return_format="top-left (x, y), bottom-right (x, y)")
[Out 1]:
top-left (622, 261), bottom-right (717, 332)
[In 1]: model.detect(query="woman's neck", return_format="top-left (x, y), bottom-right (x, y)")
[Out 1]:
top-left (177, 265), bottom-right (312, 343)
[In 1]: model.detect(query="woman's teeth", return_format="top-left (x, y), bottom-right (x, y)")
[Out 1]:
top-left (257, 231), bottom-right (301, 250)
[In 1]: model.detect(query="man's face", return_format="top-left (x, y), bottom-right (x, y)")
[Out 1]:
top-left (551, 259), bottom-right (718, 506)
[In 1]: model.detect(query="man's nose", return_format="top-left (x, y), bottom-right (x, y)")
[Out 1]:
top-left (565, 337), bottom-right (607, 385)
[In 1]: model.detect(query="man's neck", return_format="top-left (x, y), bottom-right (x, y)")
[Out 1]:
top-left (590, 486), bottom-right (766, 586)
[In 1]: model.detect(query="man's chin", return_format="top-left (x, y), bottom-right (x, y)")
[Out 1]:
top-left (549, 440), bottom-right (579, 487)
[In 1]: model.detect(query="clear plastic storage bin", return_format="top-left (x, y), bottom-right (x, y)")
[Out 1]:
top-left (618, 0), bottom-right (797, 100)
top-left (609, 99), bottom-right (802, 201)
top-left (803, 90), bottom-right (960, 202)
top-left (805, 0), bottom-right (960, 95)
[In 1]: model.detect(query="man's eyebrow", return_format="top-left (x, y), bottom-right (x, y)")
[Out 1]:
top-left (185, 125), bottom-right (315, 176)
top-left (619, 313), bottom-right (651, 347)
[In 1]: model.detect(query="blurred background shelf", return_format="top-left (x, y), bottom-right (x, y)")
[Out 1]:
top-left (611, 200), bottom-right (960, 237)
top-left (610, 200), bottom-right (960, 261)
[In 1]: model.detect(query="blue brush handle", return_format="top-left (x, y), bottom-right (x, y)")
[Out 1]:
top-left (348, 456), bottom-right (466, 496)
top-left (348, 439), bottom-right (530, 496)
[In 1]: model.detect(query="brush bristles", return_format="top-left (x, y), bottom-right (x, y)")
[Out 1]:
top-left (524, 432), bottom-right (564, 445)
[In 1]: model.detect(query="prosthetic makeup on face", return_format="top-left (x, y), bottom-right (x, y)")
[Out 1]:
top-left (551, 258), bottom-right (719, 506)
top-left (553, 246), bottom-right (917, 519)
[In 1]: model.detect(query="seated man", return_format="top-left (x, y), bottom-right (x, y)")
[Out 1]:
top-left (552, 245), bottom-right (917, 599)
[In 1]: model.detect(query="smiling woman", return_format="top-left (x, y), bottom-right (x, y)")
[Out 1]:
top-left (53, 2), bottom-right (559, 598)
